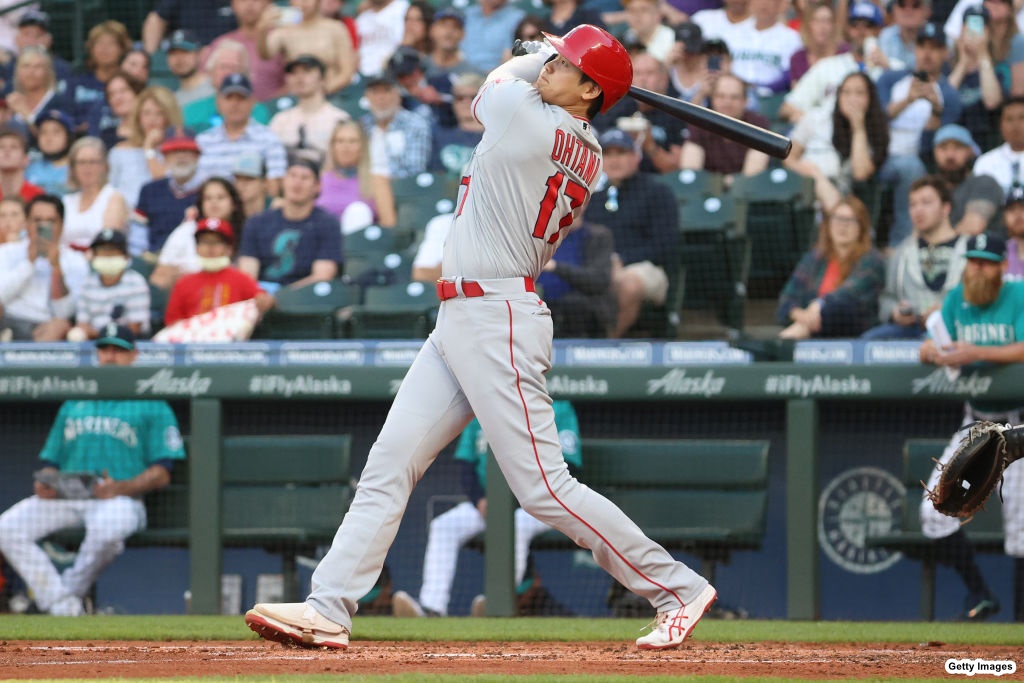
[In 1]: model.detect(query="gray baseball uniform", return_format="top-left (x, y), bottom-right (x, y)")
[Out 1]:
top-left (306, 52), bottom-right (708, 630)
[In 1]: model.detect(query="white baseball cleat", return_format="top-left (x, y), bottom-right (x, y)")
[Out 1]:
top-left (635, 584), bottom-right (717, 650)
top-left (245, 602), bottom-right (349, 649)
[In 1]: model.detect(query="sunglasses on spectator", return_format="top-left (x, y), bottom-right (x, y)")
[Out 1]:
top-left (895, 0), bottom-right (923, 8)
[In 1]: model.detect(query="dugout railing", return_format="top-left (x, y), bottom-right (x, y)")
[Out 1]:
top-left (1, 345), bottom-right (1021, 618)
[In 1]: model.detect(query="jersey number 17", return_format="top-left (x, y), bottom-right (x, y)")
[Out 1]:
top-left (457, 171), bottom-right (587, 244)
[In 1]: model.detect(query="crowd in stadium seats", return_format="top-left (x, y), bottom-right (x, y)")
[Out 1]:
top-left (3, 0), bottom-right (1024, 341)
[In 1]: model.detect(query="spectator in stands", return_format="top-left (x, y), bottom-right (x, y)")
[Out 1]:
top-left (933, 124), bottom-right (1005, 236)
top-left (256, 0), bottom-right (356, 94)
top-left (667, 22), bottom-right (710, 104)
top-left (777, 195), bottom-right (885, 339)
top-left (232, 152), bottom-right (272, 219)
top-left (402, 1), bottom-right (435, 57)
top-left (165, 30), bottom-right (213, 110)
top-left (876, 22), bottom-right (961, 247)
top-left (183, 40), bottom-right (273, 134)
top-left (961, 0), bottom-right (1024, 105)
top-left (790, 0), bottom-right (848, 87)
top-left (784, 71), bottom-right (889, 211)
top-left (862, 174), bottom-right (967, 339)
top-left (355, 0), bottom-right (411, 77)
top-left (728, 0), bottom-right (802, 96)
top-left (61, 138), bottom-right (129, 252)
top-left (424, 8), bottom-right (473, 81)
top-left (0, 193), bottom-right (89, 341)
top-left (6, 47), bottom-right (72, 136)
top-left (461, 0), bottom-right (525, 73)
top-left (622, 0), bottom-right (677, 63)
top-left (0, 125), bottom-right (42, 203)
top-left (584, 129), bottom-right (679, 338)
top-left (164, 217), bottom-right (272, 325)
top-left (0, 11), bottom-right (72, 97)
top-left (239, 155), bottom-right (342, 289)
top-left (119, 46), bottom-right (151, 86)
top-left (134, 128), bottom-right (204, 255)
top-left (390, 400), bottom-right (581, 618)
top-left (152, 176), bottom-right (247, 290)
top-left (546, 0), bottom-right (604, 36)
top-left (880, 0), bottom-right (933, 71)
top-left (600, 52), bottom-right (686, 173)
top-left (680, 73), bottom-right (769, 184)
top-left (196, 73), bottom-right (288, 196)
top-left (87, 71), bottom-right (145, 153)
top-left (388, 46), bottom-right (451, 124)
top-left (973, 96), bottom-right (1024, 193)
top-left (0, 323), bottom-right (185, 616)
top-left (67, 229), bottom-right (150, 341)
top-left (25, 109), bottom-right (72, 196)
top-left (917, 231), bottom-right (1022, 623)
top-left (948, 5), bottom-right (1005, 152)
top-left (142, 0), bottom-right (238, 54)
top-left (205, 0), bottom-right (286, 103)
top-left (318, 119), bottom-right (396, 229)
top-left (780, 2), bottom-right (886, 123)
top-left (691, 0), bottom-right (752, 52)
top-left (538, 216), bottom-right (617, 338)
top-left (269, 55), bottom-right (350, 156)
top-left (0, 196), bottom-right (25, 243)
top-left (362, 74), bottom-right (431, 179)
top-left (71, 21), bottom-right (132, 126)
top-left (1005, 184), bottom-right (1024, 280)
top-left (109, 86), bottom-right (183, 209)
top-left (411, 211), bottom-right (453, 282)
top-left (430, 73), bottom-right (484, 175)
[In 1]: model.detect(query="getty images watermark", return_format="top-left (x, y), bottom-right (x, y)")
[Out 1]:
top-left (945, 659), bottom-right (1017, 676)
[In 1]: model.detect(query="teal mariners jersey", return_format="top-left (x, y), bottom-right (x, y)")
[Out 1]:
top-left (455, 400), bottom-right (582, 488)
top-left (39, 400), bottom-right (186, 480)
top-left (941, 279), bottom-right (1024, 412)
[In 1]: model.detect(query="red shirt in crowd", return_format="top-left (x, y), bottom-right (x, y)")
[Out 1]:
top-left (164, 267), bottom-right (263, 325)
top-left (1, 180), bottom-right (44, 203)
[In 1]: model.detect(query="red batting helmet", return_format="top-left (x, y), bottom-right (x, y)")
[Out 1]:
top-left (543, 24), bottom-right (632, 114)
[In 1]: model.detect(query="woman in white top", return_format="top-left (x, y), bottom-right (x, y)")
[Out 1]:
top-left (109, 85), bottom-right (182, 208)
top-left (150, 176), bottom-right (245, 290)
top-left (61, 137), bottom-right (129, 250)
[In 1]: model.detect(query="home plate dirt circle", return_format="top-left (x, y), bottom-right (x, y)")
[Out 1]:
top-left (1, 640), bottom-right (1021, 678)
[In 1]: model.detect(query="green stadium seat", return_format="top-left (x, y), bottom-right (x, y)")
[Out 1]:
top-left (658, 169), bottom-right (724, 206)
top-left (678, 195), bottom-right (751, 331)
top-left (329, 78), bottom-right (368, 120)
top-left (253, 279), bottom-right (359, 339)
top-left (345, 224), bottom-right (411, 257)
top-left (391, 172), bottom-right (460, 235)
top-left (730, 168), bottom-right (816, 298)
top-left (347, 281), bottom-right (437, 339)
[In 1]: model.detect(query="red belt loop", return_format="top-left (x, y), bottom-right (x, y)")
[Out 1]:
top-left (436, 277), bottom-right (535, 301)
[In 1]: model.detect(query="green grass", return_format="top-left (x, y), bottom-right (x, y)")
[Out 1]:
top-left (1, 615), bottom-right (1022, 645)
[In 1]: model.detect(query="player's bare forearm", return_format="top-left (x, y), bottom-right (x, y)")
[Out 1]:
top-left (94, 464), bottom-right (171, 499)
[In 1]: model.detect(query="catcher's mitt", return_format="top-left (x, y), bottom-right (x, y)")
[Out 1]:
top-left (927, 421), bottom-right (1024, 518)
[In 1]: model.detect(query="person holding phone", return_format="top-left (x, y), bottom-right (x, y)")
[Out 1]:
top-left (0, 194), bottom-right (90, 341)
top-left (948, 5), bottom-right (1003, 150)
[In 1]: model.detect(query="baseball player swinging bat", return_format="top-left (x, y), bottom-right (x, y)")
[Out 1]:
top-left (512, 39), bottom-right (792, 159)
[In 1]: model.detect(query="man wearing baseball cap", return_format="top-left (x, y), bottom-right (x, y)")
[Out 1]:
top-left (136, 127), bottom-right (204, 254)
top-left (165, 29), bottom-right (214, 109)
top-left (66, 228), bottom-right (151, 341)
top-left (164, 216), bottom-right (272, 326)
top-left (424, 8), bottom-right (472, 81)
top-left (202, 0), bottom-right (285, 103)
top-left (196, 73), bottom-right (288, 195)
top-left (269, 54), bottom-right (350, 156)
top-left (0, 321), bottom-right (185, 616)
top-left (933, 124), bottom-right (1004, 237)
top-left (232, 153), bottom-right (272, 219)
top-left (0, 10), bottom-right (72, 94)
top-left (919, 230), bottom-right (1024, 622)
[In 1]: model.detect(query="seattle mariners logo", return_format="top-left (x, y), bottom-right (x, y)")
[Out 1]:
top-left (817, 467), bottom-right (905, 574)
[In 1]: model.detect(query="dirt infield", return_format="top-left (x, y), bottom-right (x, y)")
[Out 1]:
top-left (1, 640), bottom-right (1021, 679)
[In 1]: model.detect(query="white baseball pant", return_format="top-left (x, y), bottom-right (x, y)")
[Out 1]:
top-left (307, 280), bottom-right (708, 630)
top-left (418, 501), bottom-right (550, 615)
top-left (0, 496), bottom-right (145, 612)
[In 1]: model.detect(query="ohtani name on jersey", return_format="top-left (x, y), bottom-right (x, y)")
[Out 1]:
top-left (551, 130), bottom-right (600, 186)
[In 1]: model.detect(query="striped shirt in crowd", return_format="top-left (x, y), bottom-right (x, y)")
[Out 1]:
top-left (75, 269), bottom-right (151, 335)
top-left (195, 122), bottom-right (288, 182)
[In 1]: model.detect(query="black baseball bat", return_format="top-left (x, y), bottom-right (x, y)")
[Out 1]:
top-left (628, 86), bottom-right (792, 160)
